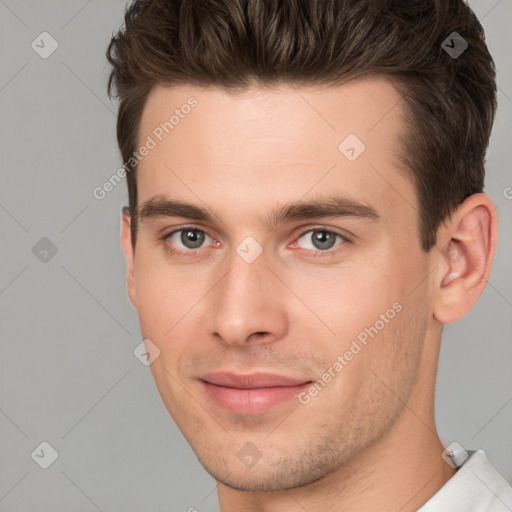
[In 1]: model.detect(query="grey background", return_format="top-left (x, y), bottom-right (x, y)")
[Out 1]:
top-left (0, 1), bottom-right (510, 511)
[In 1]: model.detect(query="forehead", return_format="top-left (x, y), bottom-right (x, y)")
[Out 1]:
top-left (140, 77), bottom-right (405, 147)
top-left (136, 78), bottom-right (416, 228)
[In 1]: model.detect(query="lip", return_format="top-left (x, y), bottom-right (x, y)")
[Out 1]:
top-left (198, 372), bottom-right (312, 415)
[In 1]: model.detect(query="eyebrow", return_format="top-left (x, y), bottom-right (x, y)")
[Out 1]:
top-left (137, 194), bottom-right (379, 227)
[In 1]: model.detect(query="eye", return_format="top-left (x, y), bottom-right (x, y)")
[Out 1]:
top-left (294, 228), bottom-right (347, 253)
top-left (164, 227), bottom-right (213, 252)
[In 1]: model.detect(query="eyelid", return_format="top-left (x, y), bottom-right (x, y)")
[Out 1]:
top-left (294, 225), bottom-right (353, 242)
top-left (159, 221), bottom-right (213, 237)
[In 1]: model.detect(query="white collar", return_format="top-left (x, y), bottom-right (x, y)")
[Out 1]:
top-left (418, 449), bottom-right (512, 511)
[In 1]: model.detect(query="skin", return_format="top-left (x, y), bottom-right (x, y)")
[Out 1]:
top-left (120, 77), bottom-right (497, 511)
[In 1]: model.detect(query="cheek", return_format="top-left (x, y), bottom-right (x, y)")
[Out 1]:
top-left (284, 256), bottom-right (403, 342)
top-left (316, 293), bottom-right (426, 433)
top-left (132, 253), bottom-right (222, 379)
top-left (134, 246), bottom-right (201, 323)
top-left (284, 249), bottom-right (425, 387)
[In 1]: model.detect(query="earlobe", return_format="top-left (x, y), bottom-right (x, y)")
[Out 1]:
top-left (120, 209), bottom-right (137, 307)
top-left (432, 194), bottom-right (498, 325)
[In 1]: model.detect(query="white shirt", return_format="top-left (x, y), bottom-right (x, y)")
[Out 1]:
top-left (418, 449), bottom-right (512, 511)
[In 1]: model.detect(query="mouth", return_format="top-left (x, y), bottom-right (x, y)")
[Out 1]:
top-left (198, 372), bottom-right (313, 415)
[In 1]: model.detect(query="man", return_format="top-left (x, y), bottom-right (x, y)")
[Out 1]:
top-left (106, 0), bottom-right (512, 510)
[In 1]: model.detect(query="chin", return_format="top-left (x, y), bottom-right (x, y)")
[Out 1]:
top-left (195, 450), bottom-right (331, 492)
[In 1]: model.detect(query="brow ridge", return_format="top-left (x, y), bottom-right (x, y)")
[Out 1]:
top-left (137, 194), bottom-right (379, 228)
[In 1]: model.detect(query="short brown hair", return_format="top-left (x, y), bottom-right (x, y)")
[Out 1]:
top-left (107, 0), bottom-right (497, 251)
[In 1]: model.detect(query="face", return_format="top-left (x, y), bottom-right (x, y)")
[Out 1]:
top-left (123, 78), bottom-right (437, 491)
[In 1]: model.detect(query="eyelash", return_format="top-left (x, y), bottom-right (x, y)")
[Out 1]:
top-left (161, 225), bottom-right (350, 259)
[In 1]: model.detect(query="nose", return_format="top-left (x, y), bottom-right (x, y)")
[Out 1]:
top-left (206, 246), bottom-right (288, 348)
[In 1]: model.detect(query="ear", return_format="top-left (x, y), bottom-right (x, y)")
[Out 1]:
top-left (432, 193), bottom-right (498, 325)
top-left (120, 207), bottom-right (137, 307)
